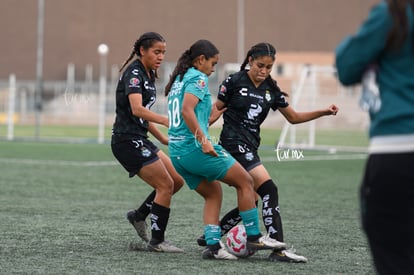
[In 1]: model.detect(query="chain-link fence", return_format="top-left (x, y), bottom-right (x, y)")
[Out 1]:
top-left (0, 62), bottom-right (368, 144)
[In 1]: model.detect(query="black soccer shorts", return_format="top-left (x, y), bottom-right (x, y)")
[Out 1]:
top-left (111, 137), bottom-right (160, 177)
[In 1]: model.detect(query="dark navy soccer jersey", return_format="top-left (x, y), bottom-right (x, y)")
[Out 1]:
top-left (112, 59), bottom-right (157, 143)
top-left (217, 70), bottom-right (289, 149)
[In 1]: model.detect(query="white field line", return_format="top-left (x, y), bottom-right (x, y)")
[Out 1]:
top-left (261, 153), bottom-right (368, 162)
top-left (0, 158), bottom-right (118, 166)
top-left (0, 153), bottom-right (367, 167)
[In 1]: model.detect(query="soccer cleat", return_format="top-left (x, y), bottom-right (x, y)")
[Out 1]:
top-left (202, 247), bottom-right (238, 260)
top-left (197, 234), bottom-right (207, 246)
top-left (126, 210), bottom-right (150, 243)
top-left (269, 249), bottom-right (308, 263)
top-left (147, 240), bottom-right (184, 253)
top-left (247, 234), bottom-right (287, 251)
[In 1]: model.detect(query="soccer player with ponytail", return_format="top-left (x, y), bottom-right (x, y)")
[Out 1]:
top-left (166, 39), bottom-right (286, 260)
top-left (200, 42), bottom-right (339, 262)
top-left (111, 32), bottom-right (184, 253)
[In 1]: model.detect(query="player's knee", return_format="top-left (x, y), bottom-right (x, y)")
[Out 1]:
top-left (238, 171), bottom-right (254, 190)
top-left (156, 178), bottom-right (174, 196)
top-left (173, 176), bottom-right (185, 192)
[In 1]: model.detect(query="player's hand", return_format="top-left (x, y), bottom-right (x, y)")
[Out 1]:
top-left (159, 135), bottom-right (168, 145)
top-left (161, 116), bottom-right (169, 127)
top-left (327, 104), bottom-right (339, 115)
top-left (209, 104), bottom-right (227, 126)
top-left (202, 141), bottom-right (218, 157)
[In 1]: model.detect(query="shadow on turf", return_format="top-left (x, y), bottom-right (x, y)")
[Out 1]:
top-left (128, 241), bottom-right (148, 251)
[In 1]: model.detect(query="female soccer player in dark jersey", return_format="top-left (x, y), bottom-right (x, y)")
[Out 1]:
top-left (111, 32), bottom-right (184, 253)
top-left (199, 42), bottom-right (339, 262)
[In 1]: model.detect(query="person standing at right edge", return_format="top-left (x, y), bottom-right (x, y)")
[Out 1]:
top-left (336, 1), bottom-right (414, 274)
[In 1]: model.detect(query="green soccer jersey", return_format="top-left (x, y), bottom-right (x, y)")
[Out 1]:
top-left (168, 67), bottom-right (212, 157)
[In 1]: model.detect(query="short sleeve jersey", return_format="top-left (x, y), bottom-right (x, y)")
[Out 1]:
top-left (217, 70), bottom-right (289, 149)
top-left (168, 67), bottom-right (212, 157)
top-left (112, 59), bottom-right (157, 143)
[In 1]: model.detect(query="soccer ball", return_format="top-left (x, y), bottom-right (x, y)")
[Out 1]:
top-left (225, 225), bottom-right (255, 258)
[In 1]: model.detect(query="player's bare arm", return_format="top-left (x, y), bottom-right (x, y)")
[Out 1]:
top-left (278, 104), bottom-right (339, 124)
top-left (129, 93), bottom-right (168, 127)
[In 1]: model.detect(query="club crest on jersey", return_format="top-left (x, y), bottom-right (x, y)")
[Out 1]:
top-left (196, 79), bottom-right (206, 89)
top-left (265, 90), bottom-right (271, 102)
top-left (141, 147), bottom-right (151, 157)
top-left (245, 152), bottom-right (254, 161)
top-left (129, 77), bottom-right (140, 87)
top-left (219, 85), bottom-right (227, 96)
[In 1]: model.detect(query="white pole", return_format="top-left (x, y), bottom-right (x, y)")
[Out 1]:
top-left (237, 0), bottom-right (245, 63)
top-left (97, 43), bottom-right (109, 144)
top-left (84, 64), bottom-right (93, 100)
top-left (67, 63), bottom-right (75, 89)
top-left (85, 64), bottom-right (93, 86)
top-left (35, 0), bottom-right (44, 139)
top-left (278, 66), bottom-right (309, 147)
top-left (7, 74), bottom-right (17, 141)
top-left (20, 90), bottom-right (27, 123)
top-left (65, 63), bottom-right (75, 106)
top-left (309, 67), bottom-right (317, 148)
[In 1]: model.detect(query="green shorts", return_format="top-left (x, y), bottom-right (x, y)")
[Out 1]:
top-left (171, 144), bottom-right (236, 190)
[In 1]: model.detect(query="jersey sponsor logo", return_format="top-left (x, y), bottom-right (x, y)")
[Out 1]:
top-left (239, 88), bottom-right (248, 96)
top-left (247, 104), bottom-right (262, 120)
top-left (146, 96), bottom-right (156, 109)
top-left (139, 96), bottom-right (156, 124)
top-left (132, 69), bottom-right (139, 75)
top-left (196, 79), bottom-right (206, 89)
top-left (129, 77), bottom-right (140, 87)
top-left (168, 81), bottom-right (183, 97)
top-left (250, 93), bottom-right (263, 99)
top-left (144, 81), bottom-right (156, 91)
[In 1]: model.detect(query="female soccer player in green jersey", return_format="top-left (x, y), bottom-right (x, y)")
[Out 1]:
top-left (165, 39), bottom-right (286, 260)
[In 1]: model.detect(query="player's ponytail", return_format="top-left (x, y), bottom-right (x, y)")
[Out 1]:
top-left (165, 39), bottom-right (219, 96)
top-left (240, 48), bottom-right (254, 71)
top-left (119, 32), bottom-right (165, 75)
